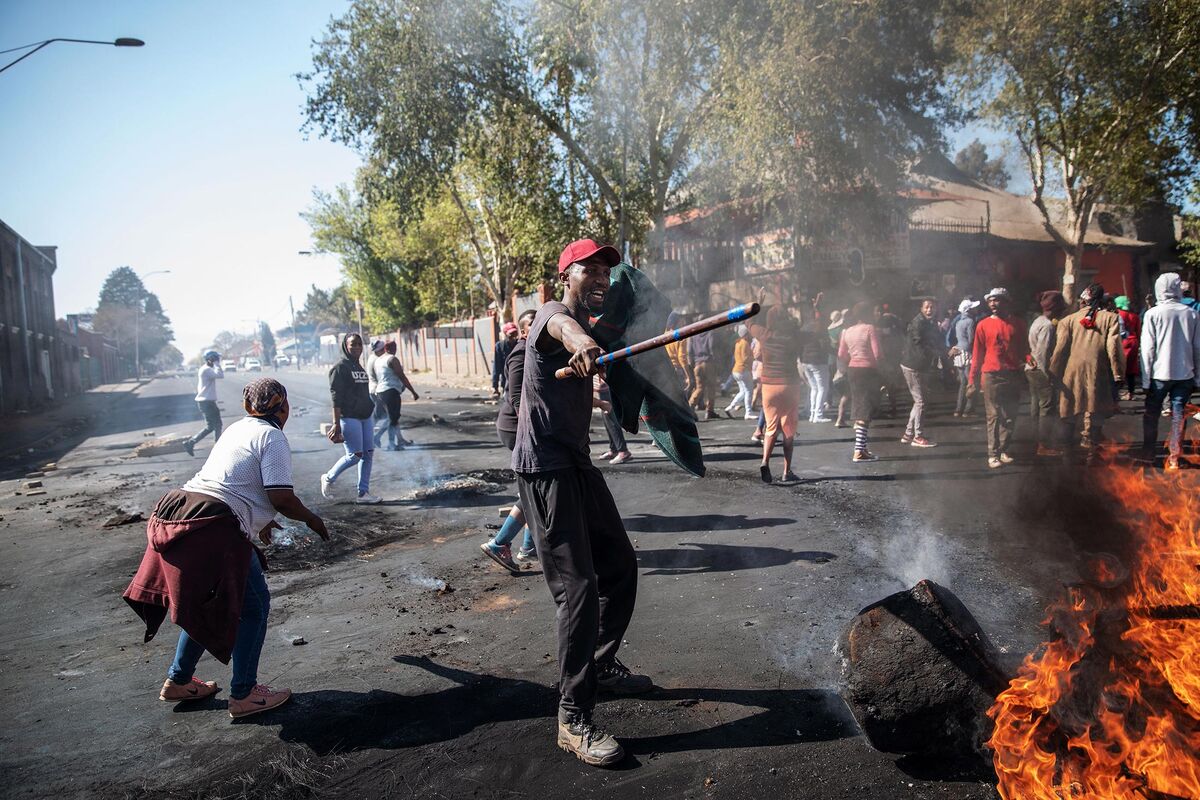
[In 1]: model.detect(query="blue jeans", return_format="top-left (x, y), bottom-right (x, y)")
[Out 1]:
top-left (326, 416), bottom-right (375, 495)
top-left (802, 363), bottom-right (829, 421)
top-left (1143, 379), bottom-right (1194, 456)
top-left (168, 551), bottom-right (269, 700)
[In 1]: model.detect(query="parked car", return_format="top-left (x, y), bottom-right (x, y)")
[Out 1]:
top-left (221, 359), bottom-right (237, 372)
top-left (244, 358), bottom-right (262, 372)
top-left (273, 354), bottom-right (291, 367)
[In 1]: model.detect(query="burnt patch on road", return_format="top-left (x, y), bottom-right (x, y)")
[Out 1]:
top-left (266, 509), bottom-right (415, 572)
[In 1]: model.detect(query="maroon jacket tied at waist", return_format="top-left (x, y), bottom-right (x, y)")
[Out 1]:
top-left (122, 500), bottom-right (261, 664)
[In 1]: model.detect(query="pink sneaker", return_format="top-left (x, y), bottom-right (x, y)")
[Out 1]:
top-left (228, 684), bottom-right (292, 718)
top-left (160, 677), bottom-right (220, 702)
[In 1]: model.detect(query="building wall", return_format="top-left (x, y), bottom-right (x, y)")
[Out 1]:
top-left (0, 220), bottom-right (61, 413)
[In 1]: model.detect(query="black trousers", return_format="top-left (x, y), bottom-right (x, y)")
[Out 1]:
top-left (517, 466), bottom-right (638, 721)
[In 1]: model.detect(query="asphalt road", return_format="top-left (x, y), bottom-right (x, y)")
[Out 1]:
top-left (0, 367), bottom-right (1165, 799)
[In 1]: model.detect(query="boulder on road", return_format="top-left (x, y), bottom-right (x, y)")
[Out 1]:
top-left (838, 579), bottom-right (1009, 759)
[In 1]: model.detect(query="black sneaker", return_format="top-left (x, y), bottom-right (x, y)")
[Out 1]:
top-left (557, 715), bottom-right (624, 767)
top-left (182, 439), bottom-right (194, 457)
top-left (596, 657), bottom-right (653, 695)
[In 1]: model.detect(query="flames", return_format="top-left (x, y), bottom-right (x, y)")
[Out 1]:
top-left (988, 465), bottom-right (1200, 799)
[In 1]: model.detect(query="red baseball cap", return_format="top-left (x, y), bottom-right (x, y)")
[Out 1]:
top-left (557, 238), bottom-right (621, 274)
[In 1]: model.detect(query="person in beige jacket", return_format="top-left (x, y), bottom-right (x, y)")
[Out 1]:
top-left (1049, 282), bottom-right (1124, 453)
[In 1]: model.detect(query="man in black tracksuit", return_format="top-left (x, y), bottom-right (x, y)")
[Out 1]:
top-left (512, 238), bottom-right (651, 768)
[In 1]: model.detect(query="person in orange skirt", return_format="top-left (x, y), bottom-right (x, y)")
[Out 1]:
top-left (749, 292), bottom-right (803, 483)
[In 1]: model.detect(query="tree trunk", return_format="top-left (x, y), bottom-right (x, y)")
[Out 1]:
top-left (1062, 247), bottom-right (1083, 305)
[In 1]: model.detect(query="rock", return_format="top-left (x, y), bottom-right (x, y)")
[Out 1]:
top-left (838, 579), bottom-right (1008, 759)
top-left (102, 512), bottom-right (145, 529)
top-left (134, 437), bottom-right (187, 457)
top-left (22, 480), bottom-right (43, 489)
top-left (291, 636), bottom-right (307, 646)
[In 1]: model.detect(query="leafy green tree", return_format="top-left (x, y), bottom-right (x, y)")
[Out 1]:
top-left (704, 0), bottom-right (965, 244)
top-left (295, 283), bottom-right (356, 329)
top-left (954, 139), bottom-right (1011, 189)
top-left (952, 0), bottom-right (1200, 300)
top-left (155, 344), bottom-right (184, 370)
top-left (92, 266), bottom-right (174, 372)
top-left (258, 322), bottom-right (276, 363)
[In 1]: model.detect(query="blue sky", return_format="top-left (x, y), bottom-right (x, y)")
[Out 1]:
top-left (0, 1), bottom-right (359, 356)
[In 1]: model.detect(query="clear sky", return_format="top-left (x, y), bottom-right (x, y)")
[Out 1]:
top-left (0, 1), bottom-right (359, 357)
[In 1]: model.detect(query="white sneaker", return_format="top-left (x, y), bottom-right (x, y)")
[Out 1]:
top-left (320, 475), bottom-right (335, 498)
top-left (988, 457), bottom-right (1002, 469)
top-left (355, 493), bottom-right (382, 505)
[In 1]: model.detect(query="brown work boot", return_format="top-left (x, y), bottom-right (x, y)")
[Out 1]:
top-left (557, 715), bottom-right (624, 767)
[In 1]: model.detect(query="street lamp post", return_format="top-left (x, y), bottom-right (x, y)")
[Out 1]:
top-left (134, 269), bottom-right (170, 379)
top-left (0, 37), bottom-right (144, 74)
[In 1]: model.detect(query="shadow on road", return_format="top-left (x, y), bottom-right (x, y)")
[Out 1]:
top-left (624, 512), bottom-right (796, 533)
top-left (635, 542), bottom-right (836, 575)
top-left (237, 656), bottom-right (857, 762)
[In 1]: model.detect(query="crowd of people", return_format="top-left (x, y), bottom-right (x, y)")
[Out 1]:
top-left (137, 242), bottom-right (1198, 770)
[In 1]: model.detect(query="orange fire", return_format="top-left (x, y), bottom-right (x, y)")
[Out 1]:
top-left (988, 465), bottom-right (1200, 799)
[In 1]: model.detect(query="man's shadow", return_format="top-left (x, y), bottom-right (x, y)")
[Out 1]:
top-left (635, 542), bottom-right (836, 575)
top-left (237, 656), bottom-right (857, 760)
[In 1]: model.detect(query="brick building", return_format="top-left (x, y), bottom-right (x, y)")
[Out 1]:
top-left (0, 219), bottom-right (62, 412)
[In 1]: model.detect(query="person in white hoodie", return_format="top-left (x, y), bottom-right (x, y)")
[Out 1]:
top-left (1140, 272), bottom-right (1200, 469)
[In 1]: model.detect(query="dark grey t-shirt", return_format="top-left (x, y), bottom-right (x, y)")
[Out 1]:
top-left (511, 301), bottom-right (593, 473)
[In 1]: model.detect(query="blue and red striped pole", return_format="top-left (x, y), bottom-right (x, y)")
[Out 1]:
top-left (555, 302), bottom-right (760, 379)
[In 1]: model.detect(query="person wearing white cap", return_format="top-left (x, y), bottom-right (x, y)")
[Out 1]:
top-left (950, 298), bottom-right (981, 417)
top-left (969, 288), bottom-right (1028, 468)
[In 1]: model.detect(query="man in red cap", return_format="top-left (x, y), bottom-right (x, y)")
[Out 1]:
top-left (512, 238), bottom-right (651, 767)
top-left (492, 321), bottom-right (519, 398)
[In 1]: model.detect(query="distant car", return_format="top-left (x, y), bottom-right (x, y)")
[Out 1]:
top-left (244, 358), bottom-right (262, 372)
top-left (221, 359), bottom-right (237, 372)
top-left (273, 354), bottom-right (291, 367)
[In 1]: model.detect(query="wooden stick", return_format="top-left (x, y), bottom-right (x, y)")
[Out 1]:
top-left (555, 302), bottom-right (760, 379)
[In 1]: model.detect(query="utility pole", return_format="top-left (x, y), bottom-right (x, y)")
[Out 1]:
top-left (289, 295), bottom-right (299, 371)
top-left (355, 299), bottom-right (364, 341)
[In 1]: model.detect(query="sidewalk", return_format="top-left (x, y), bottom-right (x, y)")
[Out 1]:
top-left (0, 380), bottom-right (144, 477)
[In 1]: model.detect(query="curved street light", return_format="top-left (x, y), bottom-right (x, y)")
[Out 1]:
top-left (0, 37), bottom-right (144, 75)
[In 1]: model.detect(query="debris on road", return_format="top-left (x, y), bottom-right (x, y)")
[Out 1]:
top-left (291, 636), bottom-right (307, 646)
top-left (134, 437), bottom-right (188, 457)
top-left (838, 579), bottom-right (1008, 759)
top-left (102, 511), bottom-right (145, 529)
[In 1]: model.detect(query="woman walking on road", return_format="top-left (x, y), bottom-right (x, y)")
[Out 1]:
top-left (749, 294), bottom-right (803, 483)
top-left (374, 341), bottom-right (420, 450)
top-left (724, 324), bottom-right (755, 419)
top-left (839, 302), bottom-right (883, 462)
top-left (124, 378), bottom-right (329, 719)
top-left (321, 333), bottom-right (382, 504)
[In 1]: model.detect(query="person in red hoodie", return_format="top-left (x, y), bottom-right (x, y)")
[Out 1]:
top-left (125, 378), bottom-right (328, 719)
top-left (969, 288), bottom-right (1029, 469)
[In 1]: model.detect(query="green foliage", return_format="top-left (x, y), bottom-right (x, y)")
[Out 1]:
top-left (155, 344), bottom-right (184, 370)
top-left (954, 139), bottom-right (1011, 189)
top-left (951, 0), bottom-right (1200, 295)
top-left (258, 322), bottom-right (276, 362)
top-left (93, 266), bottom-right (174, 370)
top-left (295, 284), bottom-right (356, 330)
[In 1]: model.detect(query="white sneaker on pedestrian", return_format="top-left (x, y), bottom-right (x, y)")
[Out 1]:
top-left (355, 492), bottom-right (382, 505)
top-left (988, 457), bottom-right (1002, 469)
top-left (609, 451), bottom-right (632, 465)
top-left (320, 475), bottom-right (335, 498)
top-left (998, 453), bottom-right (1014, 464)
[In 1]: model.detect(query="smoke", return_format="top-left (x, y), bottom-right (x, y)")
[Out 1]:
top-left (856, 519), bottom-right (955, 592)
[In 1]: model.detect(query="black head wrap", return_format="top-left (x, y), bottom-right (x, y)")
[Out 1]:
top-left (1079, 283), bottom-right (1105, 328)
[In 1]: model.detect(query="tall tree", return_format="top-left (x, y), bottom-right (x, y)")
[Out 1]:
top-left (92, 266), bottom-right (174, 372)
top-left (258, 322), bottom-right (277, 363)
top-left (300, 0), bottom-right (747, 259)
top-left (954, 139), bottom-right (1012, 189)
top-left (953, 0), bottom-right (1200, 300)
